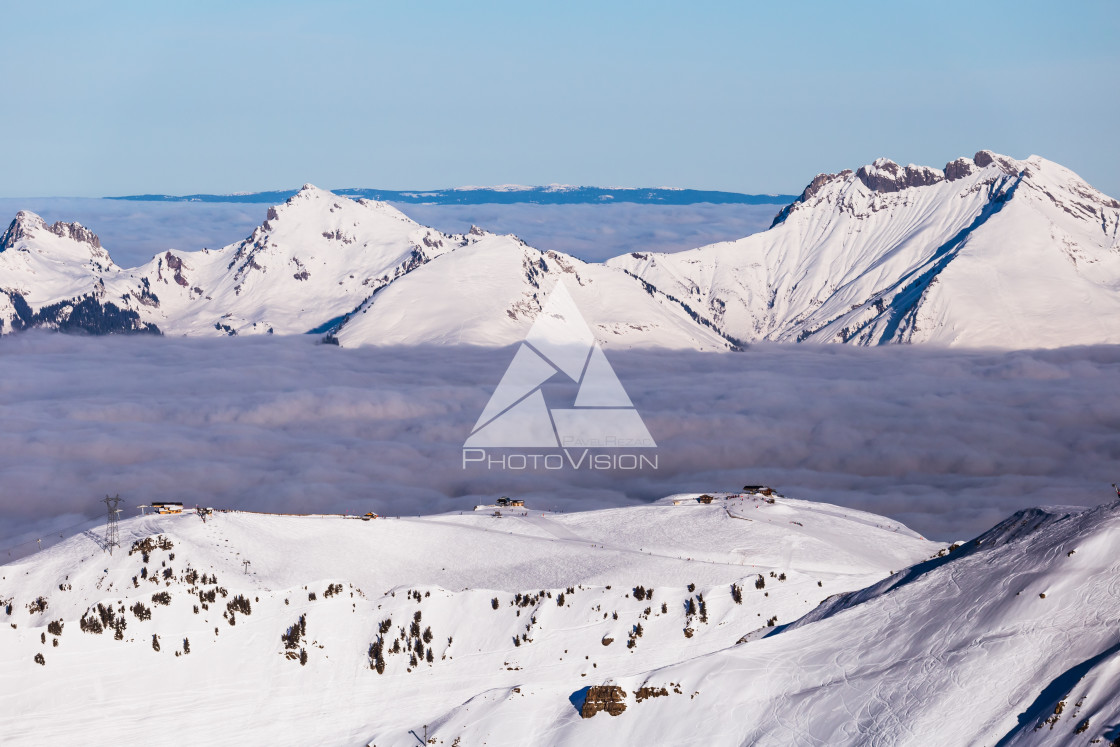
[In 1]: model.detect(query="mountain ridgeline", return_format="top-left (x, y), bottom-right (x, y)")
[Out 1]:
top-left (2, 151), bottom-right (1118, 349)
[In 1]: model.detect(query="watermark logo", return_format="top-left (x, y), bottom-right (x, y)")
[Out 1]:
top-left (463, 281), bottom-right (657, 470)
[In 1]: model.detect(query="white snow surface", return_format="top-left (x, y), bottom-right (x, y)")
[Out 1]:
top-left (1, 493), bottom-right (943, 745)
top-left (610, 152), bottom-right (1120, 348)
top-left (6, 494), bottom-right (1120, 745)
top-left (3, 152), bottom-right (1119, 348)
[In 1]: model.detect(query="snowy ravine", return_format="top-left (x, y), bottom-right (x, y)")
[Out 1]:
top-left (2, 150), bottom-right (1118, 349)
top-left (3, 492), bottom-right (1119, 745)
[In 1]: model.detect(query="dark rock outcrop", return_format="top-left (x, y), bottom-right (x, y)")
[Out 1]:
top-left (855, 160), bottom-right (944, 193)
top-left (944, 157), bottom-right (976, 181)
top-left (770, 170), bottom-right (852, 227)
top-left (973, 150), bottom-right (1019, 175)
top-left (1, 211), bottom-right (101, 251)
top-left (164, 252), bottom-right (189, 287)
top-left (581, 685), bottom-right (627, 718)
top-left (46, 220), bottom-right (101, 248)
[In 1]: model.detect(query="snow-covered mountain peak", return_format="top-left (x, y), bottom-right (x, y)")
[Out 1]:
top-left (1, 211), bottom-right (103, 253)
top-left (612, 150), bottom-right (1120, 348)
top-left (2, 157), bottom-right (1117, 348)
top-left (0, 211), bottom-right (46, 250)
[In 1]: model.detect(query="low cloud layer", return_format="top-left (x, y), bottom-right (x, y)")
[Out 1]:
top-left (393, 202), bottom-right (781, 262)
top-left (2, 334), bottom-right (1118, 558)
top-left (0, 199), bottom-right (779, 267)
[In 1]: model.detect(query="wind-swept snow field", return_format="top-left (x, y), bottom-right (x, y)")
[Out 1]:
top-left (3, 492), bottom-right (1120, 745)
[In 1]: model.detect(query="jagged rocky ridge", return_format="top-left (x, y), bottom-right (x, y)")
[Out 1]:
top-left (613, 150), bottom-right (1120, 348)
top-left (3, 152), bottom-right (1118, 348)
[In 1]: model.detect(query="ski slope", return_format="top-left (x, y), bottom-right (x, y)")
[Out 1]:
top-left (424, 499), bottom-right (1120, 746)
top-left (0, 492), bottom-right (936, 745)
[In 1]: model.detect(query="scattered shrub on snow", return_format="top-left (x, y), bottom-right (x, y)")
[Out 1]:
top-left (227, 595), bottom-right (252, 616)
top-left (282, 615), bottom-right (307, 650)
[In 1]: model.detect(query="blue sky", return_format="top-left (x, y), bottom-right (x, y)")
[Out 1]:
top-left (2, 1), bottom-right (1117, 197)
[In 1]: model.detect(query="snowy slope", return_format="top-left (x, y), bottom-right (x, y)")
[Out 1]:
top-left (4, 152), bottom-right (1119, 348)
top-left (125, 185), bottom-right (464, 336)
top-left (0, 187), bottom-right (733, 347)
top-left (429, 498), bottom-right (1120, 746)
top-left (0, 492), bottom-right (937, 745)
top-left (332, 232), bottom-right (732, 349)
top-left (0, 212), bottom-right (151, 333)
top-left (610, 151), bottom-right (1120, 348)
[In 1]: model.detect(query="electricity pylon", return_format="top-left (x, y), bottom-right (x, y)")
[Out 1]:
top-left (102, 494), bottom-right (122, 554)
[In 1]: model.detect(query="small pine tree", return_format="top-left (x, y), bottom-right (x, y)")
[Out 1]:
top-left (183, 637), bottom-right (190, 654)
top-left (152, 634), bottom-right (161, 652)
top-left (299, 648), bottom-right (308, 666)
top-left (34, 653), bottom-right (45, 666)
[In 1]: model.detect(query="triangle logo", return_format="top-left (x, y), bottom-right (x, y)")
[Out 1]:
top-left (465, 281), bottom-right (656, 449)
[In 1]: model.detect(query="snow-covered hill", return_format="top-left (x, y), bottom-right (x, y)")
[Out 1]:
top-left (0, 492), bottom-right (938, 745)
top-left (447, 496), bottom-right (1120, 746)
top-left (610, 151), bottom-right (1120, 348)
top-left (5, 492), bottom-right (1120, 745)
top-left (3, 151), bottom-right (1119, 348)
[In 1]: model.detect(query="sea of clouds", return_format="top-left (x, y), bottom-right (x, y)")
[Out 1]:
top-left (2, 333), bottom-right (1117, 557)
